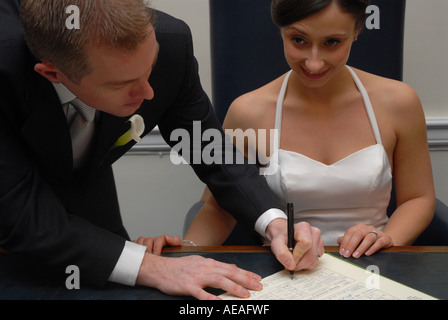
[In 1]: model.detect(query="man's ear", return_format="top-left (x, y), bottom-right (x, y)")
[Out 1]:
top-left (34, 61), bottom-right (63, 83)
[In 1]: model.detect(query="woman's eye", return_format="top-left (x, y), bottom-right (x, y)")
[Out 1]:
top-left (292, 36), bottom-right (306, 45)
top-left (325, 38), bottom-right (342, 46)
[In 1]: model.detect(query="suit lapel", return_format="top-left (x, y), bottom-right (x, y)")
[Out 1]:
top-left (90, 112), bottom-right (134, 169)
top-left (90, 106), bottom-right (161, 170)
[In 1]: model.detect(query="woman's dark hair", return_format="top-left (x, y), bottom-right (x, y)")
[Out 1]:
top-left (271, 0), bottom-right (371, 31)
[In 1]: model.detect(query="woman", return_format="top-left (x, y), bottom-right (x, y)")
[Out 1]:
top-left (152, 0), bottom-right (435, 259)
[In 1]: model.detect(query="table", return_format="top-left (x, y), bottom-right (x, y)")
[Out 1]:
top-left (0, 246), bottom-right (447, 300)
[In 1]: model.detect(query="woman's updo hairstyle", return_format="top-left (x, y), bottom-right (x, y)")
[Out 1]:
top-left (271, 0), bottom-right (371, 31)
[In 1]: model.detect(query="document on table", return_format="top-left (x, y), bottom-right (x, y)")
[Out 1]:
top-left (220, 253), bottom-right (437, 300)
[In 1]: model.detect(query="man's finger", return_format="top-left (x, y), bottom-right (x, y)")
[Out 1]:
top-left (271, 236), bottom-right (296, 270)
top-left (292, 222), bottom-right (313, 262)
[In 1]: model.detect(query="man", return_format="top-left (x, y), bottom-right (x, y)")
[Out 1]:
top-left (0, 0), bottom-right (322, 299)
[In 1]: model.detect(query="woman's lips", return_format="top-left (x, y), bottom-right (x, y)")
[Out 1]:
top-left (301, 66), bottom-right (330, 79)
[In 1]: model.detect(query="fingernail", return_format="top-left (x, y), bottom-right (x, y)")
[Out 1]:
top-left (353, 251), bottom-right (360, 258)
top-left (241, 289), bottom-right (251, 298)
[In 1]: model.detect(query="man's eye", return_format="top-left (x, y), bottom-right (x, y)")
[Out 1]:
top-left (107, 83), bottom-right (127, 90)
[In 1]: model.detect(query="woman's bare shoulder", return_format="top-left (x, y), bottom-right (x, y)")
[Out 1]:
top-left (352, 67), bottom-right (425, 142)
top-left (353, 67), bottom-right (422, 114)
top-left (223, 74), bottom-right (287, 130)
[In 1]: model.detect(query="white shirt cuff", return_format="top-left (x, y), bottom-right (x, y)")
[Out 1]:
top-left (108, 241), bottom-right (147, 286)
top-left (255, 208), bottom-right (287, 238)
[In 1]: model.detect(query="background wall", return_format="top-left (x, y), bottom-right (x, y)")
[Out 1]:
top-left (403, 0), bottom-right (448, 118)
top-left (114, 0), bottom-right (448, 240)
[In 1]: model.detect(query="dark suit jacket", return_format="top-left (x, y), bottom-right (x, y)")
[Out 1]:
top-left (0, 0), bottom-right (283, 286)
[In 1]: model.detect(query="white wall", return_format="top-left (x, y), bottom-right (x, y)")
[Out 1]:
top-left (403, 0), bottom-right (448, 118)
top-left (403, 0), bottom-right (448, 203)
top-left (114, 153), bottom-right (205, 239)
top-left (116, 0), bottom-right (448, 240)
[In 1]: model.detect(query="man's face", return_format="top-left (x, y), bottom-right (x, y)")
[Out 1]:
top-left (61, 27), bottom-right (159, 118)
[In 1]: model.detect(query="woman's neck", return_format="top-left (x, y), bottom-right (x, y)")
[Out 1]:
top-left (287, 66), bottom-right (356, 106)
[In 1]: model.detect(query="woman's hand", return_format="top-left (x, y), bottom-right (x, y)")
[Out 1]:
top-left (133, 234), bottom-right (183, 255)
top-left (337, 223), bottom-right (394, 258)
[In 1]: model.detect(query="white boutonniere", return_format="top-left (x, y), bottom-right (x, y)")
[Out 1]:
top-left (112, 114), bottom-right (145, 149)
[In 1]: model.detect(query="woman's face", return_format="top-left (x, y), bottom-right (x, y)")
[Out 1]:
top-left (281, 1), bottom-right (359, 89)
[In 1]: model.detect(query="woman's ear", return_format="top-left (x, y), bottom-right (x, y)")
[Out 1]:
top-left (353, 24), bottom-right (364, 42)
top-left (34, 61), bottom-right (63, 83)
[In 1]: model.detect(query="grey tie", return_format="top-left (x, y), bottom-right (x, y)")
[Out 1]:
top-left (69, 98), bottom-right (96, 168)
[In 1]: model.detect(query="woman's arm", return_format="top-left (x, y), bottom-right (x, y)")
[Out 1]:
top-left (183, 187), bottom-right (237, 245)
top-left (339, 81), bottom-right (435, 258)
top-left (384, 84), bottom-right (435, 244)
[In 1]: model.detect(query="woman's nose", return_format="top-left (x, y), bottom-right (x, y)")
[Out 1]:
top-left (305, 47), bottom-right (325, 72)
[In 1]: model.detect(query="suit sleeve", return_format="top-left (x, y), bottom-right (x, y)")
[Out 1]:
top-left (156, 20), bottom-right (284, 235)
top-left (0, 81), bottom-right (125, 288)
top-left (0, 0), bottom-right (128, 287)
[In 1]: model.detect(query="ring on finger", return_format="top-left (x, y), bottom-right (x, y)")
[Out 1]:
top-left (369, 230), bottom-right (379, 239)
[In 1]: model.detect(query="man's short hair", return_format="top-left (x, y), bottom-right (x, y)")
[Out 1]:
top-left (21, 0), bottom-right (155, 83)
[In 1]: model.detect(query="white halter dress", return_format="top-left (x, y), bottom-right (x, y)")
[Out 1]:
top-left (262, 66), bottom-right (392, 245)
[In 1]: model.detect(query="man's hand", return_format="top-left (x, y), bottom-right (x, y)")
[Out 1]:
top-left (134, 234), bottom-right (183, 255)
top-left (136, 253), bottom-right (263, 300)
top-left (266, 218), bottom-right (324, 272)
